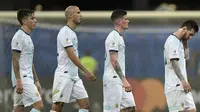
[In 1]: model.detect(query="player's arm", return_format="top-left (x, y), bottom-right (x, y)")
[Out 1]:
top-left (170, 58), bottom-right (191, 93)
top-left (168, 38), bottom-right (191, 93)
top-left (65, 47), bottom-right (96, 81)
top-left (32, 64), bottom-right (39, 82)
top-left (182, 40), bottom-right (189, 60)
top-left (109, 51), bottom-right (125, 80)
top-left (12, 50), bottom-right (23, 94)
top-left (32, 64), bottom-right (42, 94)
top-left (110, 51), bottom-right (131, 92)
top-left (12, 50), bottom-right (21, 82)
top-left (170, 59), bottom-right (185, 81)
top-left (169, 39), bottom-right (187, 80)
top-left (65, 47), bottom-right (88, 73)
top-left (12, 35), bottom-right (25, 94)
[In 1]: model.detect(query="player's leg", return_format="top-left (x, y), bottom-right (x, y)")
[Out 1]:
top-left (13, 105), bottom-right (24, 112)
top-left (77, 98), bottom-right (90, 112)
top-left (51, 75), bottom-right (65, 112)
top-left (120, 107), bottom-right (136, 112)
top-left (183, 92), bottom-right (196, 112)
top-left (13, 87), bottom-right (24, 112)
top-left (103, 82), bottom-right (122, 112)
top-left (120, 88), bottom-right (136, 112)
top-left (31, 100), bottom-right (44, 112)
top-left (186, 109), bottom-right (196, 112)
top-left (71, 79), bottom-right (90, 112)
top-left (165, 90), bottom-right (185, 112)
top-left (22, 83), bottom-right (44, 112)
top-left (51, 102), bottom-right (64, 112)
top-left (51, 76), bottom-right (74, 112)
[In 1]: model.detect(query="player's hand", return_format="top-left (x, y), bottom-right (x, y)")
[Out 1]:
top-left (182, 40), bottom-right (188, 44)
top-left (16, 79), bottom-right (23, 94)
top-left (35, 81), bottom-right (43, 95)
top-left (85, 71), bottom-right (96, 82)
top-left (123, 78), bottom-right (132, 92)
top-left (181, 80), bottom-right (191, 93)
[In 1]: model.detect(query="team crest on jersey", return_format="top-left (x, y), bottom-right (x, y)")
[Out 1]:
top-left (66, 39), bottom-right (71, 43)
top-left (111, 42), bottom-right (115, 47)
top-left (15, 42), bottom-right (19, 47)
top-left (173, 50), bottom-right (177, 55)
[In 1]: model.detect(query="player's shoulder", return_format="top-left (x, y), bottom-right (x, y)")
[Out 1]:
top-left (58, 26), bottom-right (74, 37)
top-left (59, 26), bottom-right (67, 33)
top-left (109, 30), bottom-right (120, 36)
top-left (166, 34), bottom-right (180, 43)
top-left (62, 26), bottom-right (74, 33)
top-left (12, 29), bottom-right (25, 40)
top-left (106, 30), bottom-right (120, 40)
top-left (165, 34), bottom-right (180, 47)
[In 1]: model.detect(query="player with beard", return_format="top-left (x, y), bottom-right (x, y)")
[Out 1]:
top-left (164, 20), bottom-right (199, 112)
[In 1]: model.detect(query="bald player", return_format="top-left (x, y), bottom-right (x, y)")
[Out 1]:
top-left (50, 6), bottom-right (96, 112)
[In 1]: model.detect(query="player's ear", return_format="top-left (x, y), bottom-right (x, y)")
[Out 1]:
top-left (182, 26), bottom-right (187, 32)
top-left (22, 19), bottom-right (26, 25)
top-left (115, 19), bottom-right (121, 25)
top-left (68, 13), bottom-right (73, 19)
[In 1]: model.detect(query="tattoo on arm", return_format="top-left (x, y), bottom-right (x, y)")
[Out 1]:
top-left (110, 51), bottom-right (125, 80)
top-left (32, 64), bottom-right (39, 82)
top-left (12, 51), bottom-right (21, 80)
top-left (114, 61), bottom-right (125, 80)
top-left (171, 59), bottom-right (185, 81)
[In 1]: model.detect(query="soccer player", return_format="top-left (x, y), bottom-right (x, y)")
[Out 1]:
top-left (11, 9), bottom-right (44, 112)
top-left (103, 9), bottom-right (136, 112)
top-left (164, 20), bottom-right (199, 112)
top-left (50, 6), bottom-right (96, 112)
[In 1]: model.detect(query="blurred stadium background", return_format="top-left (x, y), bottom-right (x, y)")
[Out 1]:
top-left (0, 0), bottom-right (200, 112)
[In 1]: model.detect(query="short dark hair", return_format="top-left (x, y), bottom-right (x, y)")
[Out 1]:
top-left (17, 9), bottom-right (34, 25)
top-left (181, 20), bottom-right (199, 33)
top-left (110, 9), bottom-right (127, 21)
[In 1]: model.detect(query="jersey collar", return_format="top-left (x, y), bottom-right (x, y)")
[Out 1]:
top-left (114, 29), bottom-right (122, 36)
top-left (172, 34), bottom-right (181, 41)
top-left (20, 29), bottom-right (30, 36)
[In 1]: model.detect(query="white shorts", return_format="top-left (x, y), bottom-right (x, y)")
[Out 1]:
top-left (165, 90), bottom-right (196, 112)
top-left (52, 75), bottom-right (88, 103)
top-left (13, 83), bottom-right (41, 107)
top-left (103, 81), bottom-right (136, 112)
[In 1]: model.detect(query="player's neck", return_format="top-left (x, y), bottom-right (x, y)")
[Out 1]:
top-left (114, 27), bottom-right (124, 35)
top-left (21, 25), bottom-right (32, 35)
top-left (66, 22), bottom-right (77, 31)
top-left (173, 29), bottom-right (183, 40)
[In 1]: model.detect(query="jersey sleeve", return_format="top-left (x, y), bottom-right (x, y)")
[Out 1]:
top-left (11, 34), bottom-right (24, 52)
top-left (168, 38), bottom-right (180, 60)
top-left (108, 32), bottom-right (119, 52)
top-left (60, 32), bottom-right (73, 48)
